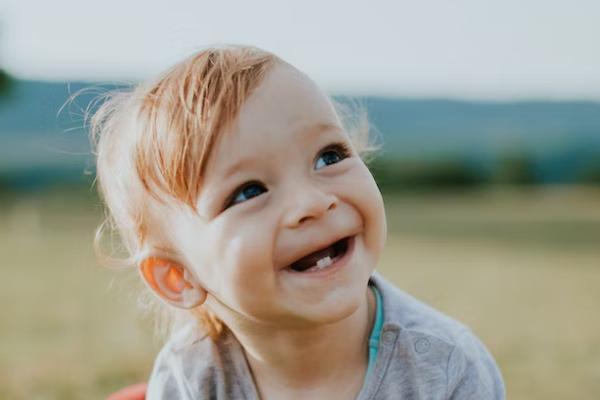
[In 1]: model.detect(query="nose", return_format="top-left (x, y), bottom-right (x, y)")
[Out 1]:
top-left (282, 181), bottom-right (338, 228)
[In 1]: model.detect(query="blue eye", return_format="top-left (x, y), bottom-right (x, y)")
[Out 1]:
top-left (227, 182), bottom-right (267, 208)
top-left (315, 143), bottom-right (351, 170)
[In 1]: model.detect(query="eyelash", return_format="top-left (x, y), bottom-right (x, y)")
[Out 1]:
top-left (223, 142), bottom-right (352, 210)
top-left (314, 142), bottom-right (352, 169)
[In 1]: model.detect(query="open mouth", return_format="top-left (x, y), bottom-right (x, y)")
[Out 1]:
top-left (287, 237), bottom-right (351, 273)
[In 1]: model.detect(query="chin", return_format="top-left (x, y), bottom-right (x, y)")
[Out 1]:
top-left (290, 270), bottom-right (371, 326)
top-left (317, 293), bottom-right (365, 325)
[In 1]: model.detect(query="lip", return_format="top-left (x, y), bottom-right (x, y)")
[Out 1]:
top-left (279, 231), bottom-right (358, 270)
top-left (282, 235), bottom-right (355, 278)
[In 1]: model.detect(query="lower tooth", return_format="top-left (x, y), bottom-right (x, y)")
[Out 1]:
top-left (317, 256), bottom-right (332, 269)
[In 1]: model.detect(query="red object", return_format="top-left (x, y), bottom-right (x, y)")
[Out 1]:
top-left (106, 383), bottom-right (147, 400)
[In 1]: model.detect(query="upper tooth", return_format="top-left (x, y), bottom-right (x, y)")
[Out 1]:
top-left (317, 256), bottom-right (332, 269)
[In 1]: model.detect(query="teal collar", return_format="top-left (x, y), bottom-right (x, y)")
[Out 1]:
top-left (367, 283), bottom-right (384, 376)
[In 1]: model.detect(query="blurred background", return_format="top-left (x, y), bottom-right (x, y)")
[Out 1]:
top-left (1, 1), bottom-right (599, 399)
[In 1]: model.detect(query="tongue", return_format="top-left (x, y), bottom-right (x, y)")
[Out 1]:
top-left (290, 246), bottom-right (337, 271)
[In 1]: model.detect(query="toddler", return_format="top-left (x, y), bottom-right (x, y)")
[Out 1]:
top-left (93, 45), bottom-right (505, 399)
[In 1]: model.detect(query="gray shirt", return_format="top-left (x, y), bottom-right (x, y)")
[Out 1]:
top-left (147, 272), bottom-right (506, 399)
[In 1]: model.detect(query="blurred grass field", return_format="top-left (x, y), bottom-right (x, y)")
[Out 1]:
top-left (1, 186), bottom-right (599, 399)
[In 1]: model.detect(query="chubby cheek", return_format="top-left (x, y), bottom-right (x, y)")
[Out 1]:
top-left (207, 214), bottom-right (278, 312)
top-left (343, 163), bottom-right (387, 261)
top-left (165, 213), bottom-right (216, 286)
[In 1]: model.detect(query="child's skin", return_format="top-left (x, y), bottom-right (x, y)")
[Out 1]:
top-left (142, 62), bottom-right (387, 399)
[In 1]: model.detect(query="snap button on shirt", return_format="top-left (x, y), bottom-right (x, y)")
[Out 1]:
top-left (414, 337), bottom-right (431, 354)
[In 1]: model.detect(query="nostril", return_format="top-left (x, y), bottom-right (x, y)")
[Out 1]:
top-left (286, 192), bottom-right (338, 227)
top-left (298, 215), bottom-right (311, 224)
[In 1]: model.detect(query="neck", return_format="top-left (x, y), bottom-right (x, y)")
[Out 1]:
top-left (218, 287), bottom-right (375, 398)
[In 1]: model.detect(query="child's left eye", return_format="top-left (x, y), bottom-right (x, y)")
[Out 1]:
top-left (225, 181), bottom-right (267, 209)
top-left (315, 143), bottom-right (351, 170)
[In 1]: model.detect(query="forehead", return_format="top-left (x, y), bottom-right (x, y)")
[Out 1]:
top-left (217, 63), bottom-right (340, 155)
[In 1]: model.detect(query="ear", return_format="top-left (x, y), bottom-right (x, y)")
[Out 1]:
top-left (139, 257), bottom-right (206, 309)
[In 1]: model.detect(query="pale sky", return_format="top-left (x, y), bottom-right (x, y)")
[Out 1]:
top-left (2, 0), bottom-right (600, 100)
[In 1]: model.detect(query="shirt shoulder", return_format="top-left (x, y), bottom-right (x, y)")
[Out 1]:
top-left (146, 324), bottom-right (257, 400)
top-left (367, 273), bottom-right (505, 400)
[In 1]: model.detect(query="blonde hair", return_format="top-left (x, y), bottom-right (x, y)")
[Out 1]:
top-left (90, 45), bottom-right (377, 342)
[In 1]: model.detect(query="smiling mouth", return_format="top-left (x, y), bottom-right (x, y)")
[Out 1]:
top-left (287, 237), bottom-right (351, 273)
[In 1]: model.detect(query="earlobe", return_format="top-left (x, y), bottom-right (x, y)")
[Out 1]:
top-left (139, 257), bottom-right (206, 309)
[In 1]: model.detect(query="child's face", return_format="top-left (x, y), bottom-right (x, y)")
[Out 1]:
top-left (164, 63), bottom-right (386, 327)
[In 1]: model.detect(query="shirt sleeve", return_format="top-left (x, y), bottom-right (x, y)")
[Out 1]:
top-left (445, 329), bottom-right (506, 400)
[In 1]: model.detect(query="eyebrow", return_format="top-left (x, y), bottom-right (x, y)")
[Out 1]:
top-left (222, 122), bottom-right (342, 180)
